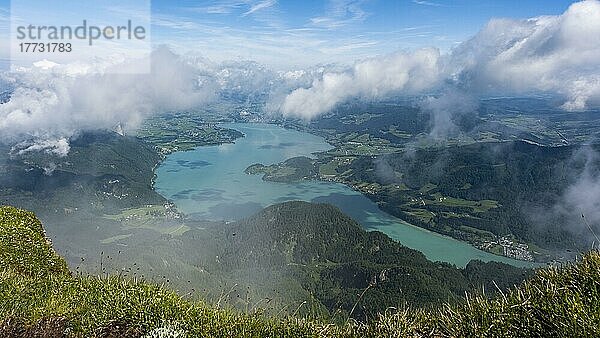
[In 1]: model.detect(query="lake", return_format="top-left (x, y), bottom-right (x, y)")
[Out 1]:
top-left (155, 123), bottom-right (534, 268)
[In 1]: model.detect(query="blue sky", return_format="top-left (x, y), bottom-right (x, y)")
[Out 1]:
top-left (2, 0), bottom-right (599, 151)
top-left (147, 0), bottom-right (578, 68)
top-left (0, 0), bottom-right (580, 69)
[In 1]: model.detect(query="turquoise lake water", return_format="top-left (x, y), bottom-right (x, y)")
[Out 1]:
top-left (154, 123), bottom-right (535, 268)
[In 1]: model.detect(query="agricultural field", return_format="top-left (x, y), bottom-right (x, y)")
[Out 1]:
top-left (268, 99), bottom-right (600, 262)
top-left (103, 204), bottom-right (190, 236)
top-left (137, 111), bottom-right (243, 155)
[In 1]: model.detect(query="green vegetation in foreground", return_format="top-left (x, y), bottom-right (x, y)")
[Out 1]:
top-left (88, 201), bottom-right (533, 321)
top-left (206, 202), bottom-right (532, 318)
top-left (0, 207), bottom-right (68, 277)
top-left (2, 205), bottom-right (600, 337)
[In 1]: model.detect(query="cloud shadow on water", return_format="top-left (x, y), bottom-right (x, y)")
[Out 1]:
top-left (311, 192), bottom-right (389, 230)
top-left (175, 159), bottom-right (213, 169)
top-left (208, 202), bottom-right (264, 220)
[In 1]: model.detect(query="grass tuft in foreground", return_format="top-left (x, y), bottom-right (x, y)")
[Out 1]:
top-left (1, 205), bottom-right (599, 337)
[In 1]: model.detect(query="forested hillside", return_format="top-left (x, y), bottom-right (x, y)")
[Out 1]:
top-left (215, 201), bottom-right (531, 319)
top-left (1, 205), bottom-right (598, 337)
top-left (343, 142), bottom-right (600, 254)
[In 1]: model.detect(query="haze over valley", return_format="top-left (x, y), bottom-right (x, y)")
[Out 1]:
top-left (1, 1), bottom-right (600, 336)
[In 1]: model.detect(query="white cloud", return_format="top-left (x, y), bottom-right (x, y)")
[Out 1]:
top-left (32, 59), bottom-right (60, 70)
top-left (188, 0), bottom-right (277, 17)
top-left (528, 147), bottom-right (600, 245)
top-left (310, 0), bottom-right (368, 29)
top-left (280, 0), bottom-right (600, 119)
top-left (560, 149), bottom-right (600, 230)
top-left (412, 0), bottom-right (446, 7)
top-left (422, 89), bottom-right (477, 139)
top-left (280, 48), bottom-right (441, 119)
top-left (243, 0), bottom-right (277, 16)
top-left (0, 47), bottom-right (217, 152)
top-left (13, 138), bottom-right (70, 157)
top-left (449, 0), bottom-right (600, 110)
top-left (3, 0), bottom-right (600, 148)
top-left (1, 46), bottom-right (316, 154)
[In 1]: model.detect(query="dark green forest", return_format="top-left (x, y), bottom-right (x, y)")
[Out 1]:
top-left (208, 201), bottom-right (531, 320)
top-left (342, 142), bottom-right (600, 253)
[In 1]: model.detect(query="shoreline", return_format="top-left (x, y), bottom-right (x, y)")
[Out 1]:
top-left (150, 121), bottom-right (540, 267)
top-left (260, 121), bottom-right (542, 265)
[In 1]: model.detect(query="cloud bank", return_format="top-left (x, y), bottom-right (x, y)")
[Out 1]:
top-left (422, 89), bottom-right (478, 139)
top-left (527, 147), bottom-right (600, 247)
top-left (450, 0), bottom-right (600, 111)
top-left (281, 0), bottom-right (600, 119)
top-left (3, 1), bottom-right (600, 154)
top-left (281, 48), bottom-right (441, 119)
top-left (0, 47), bottom-right (217, 155)
top-left (559, 149), bottom-right (600, 239)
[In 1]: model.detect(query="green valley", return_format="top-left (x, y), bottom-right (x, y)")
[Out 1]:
top-left (244, 100), bottom-right (600, 263)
